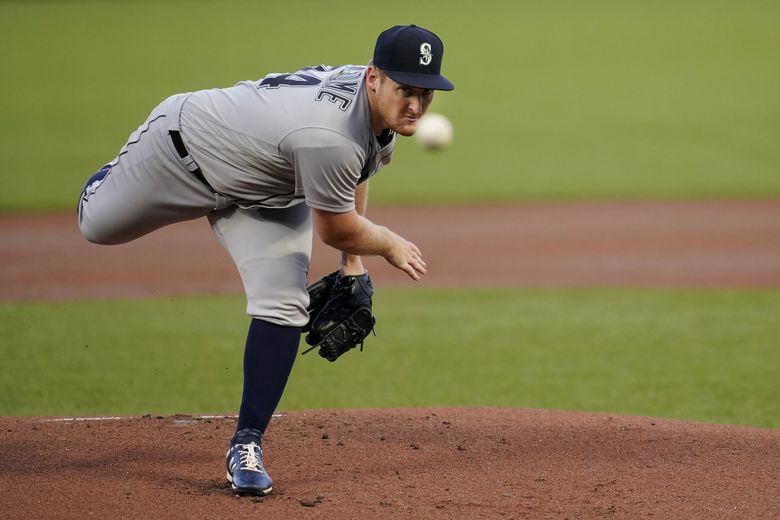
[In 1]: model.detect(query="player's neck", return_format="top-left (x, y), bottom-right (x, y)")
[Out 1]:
top-left (365, 78), bottom-right (387, 135)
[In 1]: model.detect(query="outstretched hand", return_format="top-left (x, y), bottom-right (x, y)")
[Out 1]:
top-left (384, 231), bottom-right (427, 281)
top-left (311, 209), bottom-right (427, 281)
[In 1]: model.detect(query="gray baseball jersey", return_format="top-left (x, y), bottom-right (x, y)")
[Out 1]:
top-left (180, 64), bottom-right (395, 211)
top-left (78, 64), bottom-right (395, 326)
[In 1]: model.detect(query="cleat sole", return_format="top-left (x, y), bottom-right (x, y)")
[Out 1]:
top-left (226, 470), bottom-right (272, 496)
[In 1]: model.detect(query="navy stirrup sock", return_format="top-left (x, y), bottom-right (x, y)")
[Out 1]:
top-left (235, 318), bottom-right (300, 434)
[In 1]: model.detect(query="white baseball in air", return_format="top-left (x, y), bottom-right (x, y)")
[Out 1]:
top-left (415, 112), bottom-right (453, 150)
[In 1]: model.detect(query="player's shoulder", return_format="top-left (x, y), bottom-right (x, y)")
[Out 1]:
top-left (272, 66), bottom-right (369, 131)
top-left (234, 64), bottom-right (370, 149)
top-left (249, 64), bottom-right (365, 92)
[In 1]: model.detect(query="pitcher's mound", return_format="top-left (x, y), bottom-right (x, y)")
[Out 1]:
top-left (1, 407), bottom-right (778, 519)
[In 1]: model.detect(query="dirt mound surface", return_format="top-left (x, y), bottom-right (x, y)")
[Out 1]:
top-left (1, 408), bottom-right (778, 519)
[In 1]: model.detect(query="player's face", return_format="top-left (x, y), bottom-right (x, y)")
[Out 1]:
top-left (368, 68), bottom-right (434, 136)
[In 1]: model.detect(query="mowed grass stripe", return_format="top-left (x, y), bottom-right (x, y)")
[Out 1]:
top-left (1, 288), bottom-right (777, 428)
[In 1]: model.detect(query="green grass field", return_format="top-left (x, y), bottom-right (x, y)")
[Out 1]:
top-left (1, 0), bottom-right (779, 210)
top-left (2, 288), bottom-right (778, 428)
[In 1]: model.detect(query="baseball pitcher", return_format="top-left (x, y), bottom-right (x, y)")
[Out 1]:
top-left (77, 24), bottom-right (454, 495)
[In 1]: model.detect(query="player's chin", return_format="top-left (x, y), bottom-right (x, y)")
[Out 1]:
top-left (392, 121), bottom-right (418, 137)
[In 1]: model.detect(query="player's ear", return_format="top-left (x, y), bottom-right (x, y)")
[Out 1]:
top-left (365, 66), bottom-right (381, 92)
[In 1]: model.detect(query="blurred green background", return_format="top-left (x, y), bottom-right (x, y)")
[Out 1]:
top-left (1, 0), bottom-right (779, 210)
top-left (1, 1), bottom-right (778, 428)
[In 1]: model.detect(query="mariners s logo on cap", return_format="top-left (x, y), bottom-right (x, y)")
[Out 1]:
top-left (419, 43), bottom-right (433, 66)
top-left (372, 24), bottom-right (455, 91)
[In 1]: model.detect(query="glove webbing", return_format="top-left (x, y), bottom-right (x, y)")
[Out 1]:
top-left (301, 309), bottom-right (376, 359)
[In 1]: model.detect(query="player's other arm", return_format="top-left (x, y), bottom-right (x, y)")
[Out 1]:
top-left (339, 181), bottom-right (368, 276)
top-left (280, 127), bottom-right (425, 280)
top-left (313, 205), bottom-right (426, 281)
top-left (284, 128), bottom-right (425, 280)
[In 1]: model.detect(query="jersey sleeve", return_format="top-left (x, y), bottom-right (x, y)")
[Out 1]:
top-left (280, 128), bottom-right (365, 213)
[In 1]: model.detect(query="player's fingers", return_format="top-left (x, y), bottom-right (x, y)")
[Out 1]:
top-left (412, 257), bottom-right (427, 275)
top-left (408, 244), bottom-right (426, 267)
top-left (403, 263), bottom-right (421, 281)
top-left (406, 254), bottom-right (427, 276)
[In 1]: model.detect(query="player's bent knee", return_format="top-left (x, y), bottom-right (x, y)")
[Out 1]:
top-left (79, 222), bottom-right (117, 245)
top-left (247, 302), bottom-right (308, 328)
top-left (78, 213), bottom-right (132, 245)
top-left (77, 166), bottom-right (129, 245)
top-left (236, 250), bottom-right (311, 328)
top-left (79, 224), bottom-right (113, 245)
top-left (245, 289), bottom-right (309, 328)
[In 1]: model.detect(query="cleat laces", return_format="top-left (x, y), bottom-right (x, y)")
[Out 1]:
top-left (237, 441), bottom-right (264, 473)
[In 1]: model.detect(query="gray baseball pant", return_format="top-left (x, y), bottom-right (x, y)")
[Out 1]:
top-left (78, 93), bottom-right (312, 326)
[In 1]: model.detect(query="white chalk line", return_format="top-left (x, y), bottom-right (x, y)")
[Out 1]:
top-left (40, 414), bottom-right (284, 423)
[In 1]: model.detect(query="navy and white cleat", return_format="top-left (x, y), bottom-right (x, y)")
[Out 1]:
top-left (226, 428), bottom-right (273, 496)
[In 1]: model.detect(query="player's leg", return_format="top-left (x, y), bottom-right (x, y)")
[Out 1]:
top-left (209, 204), bottom-right (312, 495)
top-left (210, 204), bottom-right (313, 329)
top-left (77, 93), bottom-right (227, 245)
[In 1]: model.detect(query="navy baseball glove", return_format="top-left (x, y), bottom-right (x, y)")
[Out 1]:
top-left (302, 271), bottom-right (376, 362)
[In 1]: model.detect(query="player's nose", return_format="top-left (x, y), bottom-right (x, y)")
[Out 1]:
top-left (409, 95), bottom-right (423, 116)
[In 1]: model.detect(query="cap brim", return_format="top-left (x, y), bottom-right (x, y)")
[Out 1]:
top-left (383, 70), bottom-right (454, 91)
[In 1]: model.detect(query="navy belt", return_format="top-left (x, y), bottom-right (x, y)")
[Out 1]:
top-left (169, 130), bottom-right (213, 191)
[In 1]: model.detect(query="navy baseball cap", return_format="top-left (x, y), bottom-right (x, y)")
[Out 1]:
top-left (373, 25), bottom-right (454, 91)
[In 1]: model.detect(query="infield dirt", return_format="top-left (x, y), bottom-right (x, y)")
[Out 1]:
top-left (2, 200), bottom-right (780, 301)
top-left (2, 409), bottom-right (779, 519)
top-left (1, 201), bottom-right (779, 519)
